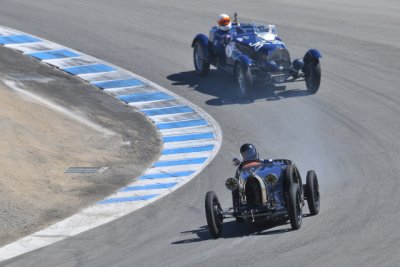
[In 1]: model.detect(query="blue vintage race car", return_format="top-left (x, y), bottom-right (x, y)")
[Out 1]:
top-left (192, 13), bottom-right (322, 96)
top-left (205, 158), bottom-right (320, 238)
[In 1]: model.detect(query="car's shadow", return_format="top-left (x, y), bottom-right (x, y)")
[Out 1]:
top-left (167, 70), bottom-right (313, 106)
top-left (171, 214), bottom-right (312, 244)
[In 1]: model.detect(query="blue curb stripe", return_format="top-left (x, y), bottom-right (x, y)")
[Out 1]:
top-left (138, 171), bottom-right (195, 180)
top-left (62, 64), bottom-right (115, 75)
top-left (118, 92), bottom-right (174, 103)
top-left (0, 34), bottom-right (41, 45)
top-left (163, 132), bottom-right (214, 143)
top-left (92, 78), bottom-right (144, 89)
top-left (143, 106), bottom-right (193, 116)
top-left (26, 49), bottom-right (80, 60)
top-left (97, 194), bottom-right (159, 204)
top-left (119, 182), bottom-right (177, 192)
top-left (162, 145), bottom-right (214, 155)
top-left (153, 157), bottom-right (208, 167)
top-left (156, 119), bottom-right (208, 130)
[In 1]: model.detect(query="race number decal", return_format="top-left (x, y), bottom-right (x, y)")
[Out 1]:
top-left (249, 41), bottom-right (266, 51)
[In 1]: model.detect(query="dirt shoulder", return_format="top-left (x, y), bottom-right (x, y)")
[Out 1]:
top-left (0, 46), bottom-right (161, 246)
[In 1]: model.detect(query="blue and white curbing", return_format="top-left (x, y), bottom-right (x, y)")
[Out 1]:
top-left (0, 25), bottom-right (222, 260)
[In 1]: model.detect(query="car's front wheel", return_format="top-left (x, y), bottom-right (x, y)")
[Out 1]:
top-left (235, 63), bottom-right (253, 97)
top-left (205, 191), bottom-right (223, 238)
top-left (304, 61), bottom-right (321, 94)
top-left (287, 183), bottom-right (303, 230)
top-left (193, 41), bottom-right (210, 76)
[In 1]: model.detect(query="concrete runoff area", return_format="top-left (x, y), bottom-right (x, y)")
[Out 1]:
top-left (0, 46), bottom-right (161, 246)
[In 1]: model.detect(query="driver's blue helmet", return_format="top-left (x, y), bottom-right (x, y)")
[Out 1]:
top-left (240, 143), bottom-right (259, 161)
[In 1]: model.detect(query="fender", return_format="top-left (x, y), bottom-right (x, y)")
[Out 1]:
top-left (192, 33), bottom-right (210, 62)
top-left (303, 49), bottom-right (322, 63)
top-left (237, 54), bottom-right (252, 67)
top-left (233, 55), bottom-right (252, 76)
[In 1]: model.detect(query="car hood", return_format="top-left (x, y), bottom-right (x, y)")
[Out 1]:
top-left (233, 33), bottom-right (286, 53)
top-left (239, 163), bottom-right (285, 182)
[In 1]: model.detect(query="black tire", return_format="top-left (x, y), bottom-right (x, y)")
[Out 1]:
top-left (285, 164), bottom-right (305, 200)
top-left (287, 183), bottom-right (303, 230)
top-left (193, 42), bottom-right (210, 76)
top-left (205, 191), bottom-right (223, 238)
top-left (306, 170), bottom-right (320, 215)
top-left (304, 61), bottom-right (321, 94)
top-left (284, 164), bottom-right (296, 192)
top-left (235, 63), bottom-right (253, 97)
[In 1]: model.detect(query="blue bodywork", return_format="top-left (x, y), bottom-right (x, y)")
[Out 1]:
top-left (231, 159), bottom-right (302, 222)
top-left (192, 22), bottom-right (322, 85)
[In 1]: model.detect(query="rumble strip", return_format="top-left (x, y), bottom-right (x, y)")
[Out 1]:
top-left (0, 25), bottom-right (221, 261)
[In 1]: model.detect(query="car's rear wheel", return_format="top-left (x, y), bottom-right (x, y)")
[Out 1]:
top-left (193, 42), bottom-right (210, 76)
top-left (305, 170), bottom-right (320, 215)
top-left (205, 191), bottom-right (223, 238)
top-left (304, 60), bottom-right (321, 94)
top-left (287, 183), bottom-right (303, 230)
top-left (235, 63), bottom-right (253, 97)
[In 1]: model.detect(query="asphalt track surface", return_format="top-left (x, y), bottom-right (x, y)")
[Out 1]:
top-left (1, 0), bottom-right (400, 266)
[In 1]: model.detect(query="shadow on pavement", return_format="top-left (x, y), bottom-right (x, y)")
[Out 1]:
top-left (172, 220), bottom-right (291, 244)
top-left (167, 70), bottom-right (313, 106)
top-left (172, 213), bottom-right (314, 244)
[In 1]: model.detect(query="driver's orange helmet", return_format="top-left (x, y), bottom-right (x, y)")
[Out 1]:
top-left (217, 14), bottom-right (232, 31)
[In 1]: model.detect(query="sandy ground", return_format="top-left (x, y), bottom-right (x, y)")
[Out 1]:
top-left (0, 47), bottom-right (161, 245)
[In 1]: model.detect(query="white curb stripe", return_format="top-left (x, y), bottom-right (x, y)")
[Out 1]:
top-left (130, 99), bottom-right (183, 109)
top-left (42, 55), bottom-right (99, 68)
top-left (145, 164), bottom-right (206, 174)
top-left (159, 151), bottom-right (212, 161)
top-left (5, 42), bottom-right (64, 53)
top-left (105, 86), bottom-right (158, 96)
top-left (78, 71), bottom-right (133, 83)
top-left (0, 29), bottom-right (19, 36)
top-left (122, 177), bottom-right (183, 186)
top-left (163, 139), bottom-right (216, 149)
top-left (149, 113), bottom-right (203, 123)
top-left (159, 126), bottom-right (214, 135)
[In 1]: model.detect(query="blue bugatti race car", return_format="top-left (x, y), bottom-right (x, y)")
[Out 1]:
top-left (192, 13), bottom-right (322, 96)
top-left (205, 157), bottom-right (320, 238)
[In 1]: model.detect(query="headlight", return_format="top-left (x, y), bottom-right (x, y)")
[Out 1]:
top-left (225, 177), bottom-right (239, 191)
